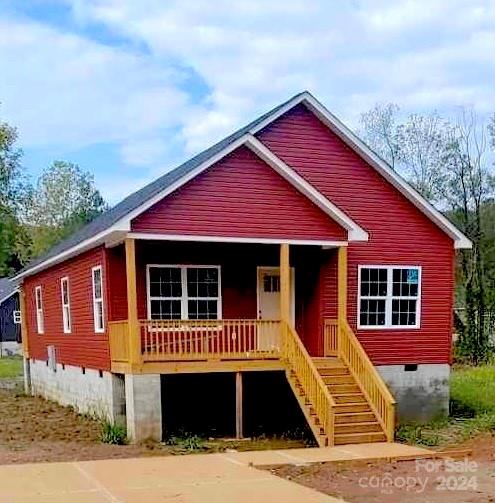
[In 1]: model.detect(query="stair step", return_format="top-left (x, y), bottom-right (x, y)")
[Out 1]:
top-left (335, 421), bottom-right (383, 434)
top-left (327, 384), bottom-right (361, 394)
top-left (312, 357), bottom-right (343, 366)
top-left (334, 403), bottom-right (371, 413)
top-left (322, 375), bottom-right (354, 384)
top-left (334, 393), bottom-right (367, 404)
top-left (335, 412), bottom-right (376, 424)
top-left (318, 367), bottom-right (349, 377)
top-left (334, 431), bottom-right (387, 445)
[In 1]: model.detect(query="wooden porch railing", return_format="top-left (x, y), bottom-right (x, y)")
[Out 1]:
top-left (140, 319), bottom-right (281, 361)
top-left (326, 318), bottom-right (396, 442)
top-left (109, 319), bottom-right (282, 363)
top-left (282, 321), bottom-right (335, 445)
top-left (323, 319), bottom-right (338, 356)
top-left (108, 320), bottom-right (130, 363)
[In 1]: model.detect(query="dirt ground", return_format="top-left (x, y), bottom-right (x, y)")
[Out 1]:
top-left (268, 435), bottom-right (495, 502)
top-left (0, 386), bottom-right (306, 464)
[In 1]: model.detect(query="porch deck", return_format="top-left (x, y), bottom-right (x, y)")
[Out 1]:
top-left (109, 318), bottom-right (287, 374)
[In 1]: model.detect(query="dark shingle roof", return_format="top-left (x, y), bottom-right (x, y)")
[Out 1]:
top-left (0, 278), bottom-right (18, 302)
top-left (19, 93), bottom-right (305, 276)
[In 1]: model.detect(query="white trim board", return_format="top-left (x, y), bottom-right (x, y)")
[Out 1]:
top-left (357, 264), bottom-right (422, 330)
top-left (252, 92), bottom-right (470, 250)
top-left (114, 134), bottom-right (366, 241)
top-left (128, 233), bottom-right (348, 248)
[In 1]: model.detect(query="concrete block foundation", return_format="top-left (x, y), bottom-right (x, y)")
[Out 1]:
top-left (28, 358), bottom-right (119, 422)
top-left (125, 374), bottom-right (162, 442)
top-left (377, 364), bottom-right (450, 422)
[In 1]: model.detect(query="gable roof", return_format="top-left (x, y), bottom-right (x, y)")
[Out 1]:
top-left (15, 91), bottom-right (471, 280)
top-left (0, 278), bottom-right (19, 305)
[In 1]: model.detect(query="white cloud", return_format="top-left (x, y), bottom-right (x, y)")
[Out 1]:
top-left (69, 0), bottom-right (495, 146)
top-left (2, 0), bottom-right (495, 201)
top-left (0, 16), bottom-right (190, 160)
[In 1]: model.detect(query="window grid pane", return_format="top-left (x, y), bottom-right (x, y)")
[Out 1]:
top-left (359, 266), bottom-right (420, 327)
top-left (148, 266), bottom-right (220, 320)
top-left (360, 268), bottom-right (387, 297)
top-left (186, 268), bottom-right (218, 298)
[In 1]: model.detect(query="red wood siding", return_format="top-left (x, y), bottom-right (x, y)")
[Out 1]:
top-left (24, 247), bottom-right (110, 370)
top-left (106, 245), bottom-right (128, 322)
top-left (131, 146), bottom-right (347, 242)
top-left (258, 105), bottom-right (455, 365)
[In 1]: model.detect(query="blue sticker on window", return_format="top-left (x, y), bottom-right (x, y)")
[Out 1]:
top-left (407, 269), bottom-right (418, 284)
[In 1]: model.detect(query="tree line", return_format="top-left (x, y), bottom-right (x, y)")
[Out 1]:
top-left (0, 115), bottom-right (107, 275)
top-left (1, 103), bottom-right (494, 363)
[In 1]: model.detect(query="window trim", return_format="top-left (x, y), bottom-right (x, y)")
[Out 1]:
top-left (146, 264), bottom-right (222, 320)
top-left (35, 285), bottom-right (44, 334)
top-left (60, 276), bottom-right (71, 334)
top-left (91, 265), bottom-right (105, 333)
top-left (357, 265), bottom-right (422, 330)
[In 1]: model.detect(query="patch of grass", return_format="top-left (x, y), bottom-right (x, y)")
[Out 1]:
top-left (451, 364), bottom-right (495, 415)
top-left (100, 422), bottom-right (127, 445)
top-left (397, 363), bottom-right (495, 447)
top-left (0, 356), bottom-right (23, 379)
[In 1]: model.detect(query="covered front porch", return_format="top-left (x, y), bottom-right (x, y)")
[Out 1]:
top-left (105, 237), bottom-right (395, 446)
top-left (107, 237), bottom-right (347, 374)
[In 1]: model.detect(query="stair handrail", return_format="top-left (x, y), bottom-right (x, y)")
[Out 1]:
top-left (336, 318), bottom-right (396, 442)
top-left (282, 321), bottom-right (336, 445)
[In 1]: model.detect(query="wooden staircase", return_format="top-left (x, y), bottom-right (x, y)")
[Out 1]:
top-left (312, 357), bottom-right (386, 445)
top-left (282, 319), bottom-right (396, 447)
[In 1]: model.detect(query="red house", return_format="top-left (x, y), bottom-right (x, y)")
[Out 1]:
top-left (16, 92), bottom-right (470, 446)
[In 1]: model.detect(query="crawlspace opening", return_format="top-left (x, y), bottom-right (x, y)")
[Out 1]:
top-left (161, 373), bottom-right (236, 438)
top-left (243, 371), bottom-right (311, 439)
top-left (161, 371), bottom-right (311, 441)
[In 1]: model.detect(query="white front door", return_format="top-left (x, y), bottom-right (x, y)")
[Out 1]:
top-left (257, 267), bottom-right (295, 322)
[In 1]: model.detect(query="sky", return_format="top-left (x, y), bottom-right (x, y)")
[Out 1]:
top-left (1, 0), bottom-right (494, 204)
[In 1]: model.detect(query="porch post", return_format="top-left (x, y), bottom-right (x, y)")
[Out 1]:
top-left (280, 243), bottom-right (291, 324)
top-left (337, 246), bottom-right (347, 323)
top-left (235, 372), bottom-right (243, 439)
top-left (125, 238), bottom-right (141, 368)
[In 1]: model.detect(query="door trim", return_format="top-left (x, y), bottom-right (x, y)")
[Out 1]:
top-left (256, 266), bottom-right (295, 324)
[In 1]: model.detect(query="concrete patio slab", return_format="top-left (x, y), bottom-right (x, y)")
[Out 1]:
top-left (0, 454), bottom-right (340, 502)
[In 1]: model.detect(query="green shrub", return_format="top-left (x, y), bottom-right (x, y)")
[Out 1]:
top-left (100, 422), bottom-right (127, 445)
top-left (166, 434), bottom-right (206, 451)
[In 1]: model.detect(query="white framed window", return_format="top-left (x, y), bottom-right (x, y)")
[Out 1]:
top-left (60, 276), bottom-right (71, 334)
top-left (35, 285), bottom-right (44, 334)
top-left (358, 265), bottom-right (421, 329)
top-left (13, 310), bottom-right (21, 324)
top-left (92, 265), bottom-right (105, 333)
top-left (146, 265), bottom-right (221, 320)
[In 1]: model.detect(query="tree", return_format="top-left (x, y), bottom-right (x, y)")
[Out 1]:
top-left (360, 105), bottom-right (452, 202)
top-left (0, 116), bottom-right (28, 275)
top-left (25, 161), bottom-right (107, 258)
top-left (360, 103), bottom-right (400, 169)
top-left (442, 108), bottom-right (495, 364)
top-left (395, 114), bottom-right (452, 202)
